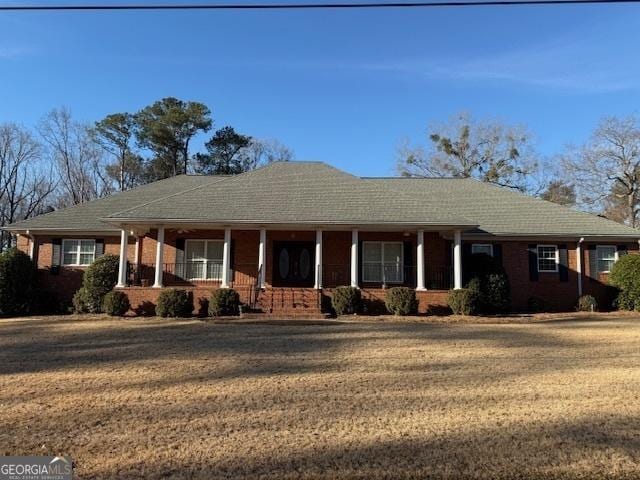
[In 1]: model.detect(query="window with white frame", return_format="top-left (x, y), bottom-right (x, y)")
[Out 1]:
top-left (362, 241), bottom-right (403, 283)
top-left (472, 244), bottom-right (493, 257)
top-left (596, 245), bottom-right (617, 273)
top-left (62, 239), bottom-right (96, 266)
top-left (537, 245), bottom-right (559, 272)
top-left (185, 240), bottom-right (224, 280)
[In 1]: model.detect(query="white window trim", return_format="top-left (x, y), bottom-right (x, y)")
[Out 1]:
top-left (471, 243), bottom-right (494, 257)
top-left (61, 239), bottom-right (96, 266)
top-left (362, 241), bottom-right (404, 284)
top-left (184, 239), bottom-right (224, 281)
top-left (537, 244), bottom-right (559, 273)
top-left (595, 245), bottom-right (618, 274)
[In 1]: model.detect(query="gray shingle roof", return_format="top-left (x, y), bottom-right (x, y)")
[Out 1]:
top-left (5, 174), bottom-right (222, 232)
top-left (6, 161), bottom-right (639, 238)
top-left (106, 162), bottom-right (476, 226)
top-left (367, 177), bottom-right (640, 238)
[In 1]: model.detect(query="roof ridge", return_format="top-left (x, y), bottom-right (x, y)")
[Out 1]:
top-left (105, 162), bottom-right (306, 219)
top-left (106, 175), bottom-right (232, 219)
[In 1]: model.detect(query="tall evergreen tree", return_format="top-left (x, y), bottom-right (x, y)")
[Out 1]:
top-left (135, 97), bottom-right (212, 179)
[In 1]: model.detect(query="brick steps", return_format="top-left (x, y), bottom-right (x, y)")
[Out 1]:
top-left (253, 287), bottom-right (324, 317)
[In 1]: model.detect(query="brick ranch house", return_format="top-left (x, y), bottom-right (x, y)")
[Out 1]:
top-left (6, 161), bottom-right (640, 316)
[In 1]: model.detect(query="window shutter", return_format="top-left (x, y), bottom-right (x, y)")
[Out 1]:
top-left (95, 239), bottom-right (104, 257)
top-left (403, 241), bottom-right (413, 287)
top-left (588, 245), bottom-right (598, 280)
top-left (528, 244), bottom-right (538, 281)
top-left (493, 244), bottom-right (503, 265)
top-left (175, 238), bottom-right (185, 279)
top-left (558, 244), bottom-right (568, 282)
top-left (617, 245), bottom-right (628, 257)
top-left (51, 238), bottom-right (62, 275)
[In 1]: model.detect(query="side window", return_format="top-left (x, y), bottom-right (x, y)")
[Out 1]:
top-left (471, 244), bottom-right (493, 257)
top-left (596, 246), bottom-right (617, 273)
top-left (537, 245), bottom-right (558, 272)
top-left (62, 239), bottom-right (96, 266)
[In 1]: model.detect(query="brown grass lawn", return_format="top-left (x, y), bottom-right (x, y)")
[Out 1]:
top-left (1, 314), bottom-right (639, 479)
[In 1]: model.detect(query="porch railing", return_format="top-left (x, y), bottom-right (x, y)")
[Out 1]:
top-left (321, 264), bottom-right (453, 290)
top-left (125, 262), bottom-right (258, 287)
top-left (126, 262), bottom-right (453, 290)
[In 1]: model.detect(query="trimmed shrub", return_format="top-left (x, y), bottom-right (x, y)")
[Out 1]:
top-left (464, 253), bottom-right (511, 314)
top-left (385, 287), bottom-right (417, 316)
top-left (72, 287), bottom-right (90, 314)
top-left (527, 296), bottom-right (546, 313)
top-left (609, 254), bottom-right (640, 311)
top-left (209, 288), bottom-right (240, 316)
top-left (31, 290), bottom-right (62, 315)
top-left (331, 286), bottom-right (361, 315)
top-left (73, 254), bottom-right (120, 313)
top-left (156, 289), bottom-right (193, 317)
top-left (447, 288), bottom-right (478, 315)
top-left (576, 294), bottom-right (597, 312)
top-left (103, 291), bottom-right (130, 316)
top-left (0, 248), bottom-right (36, 316)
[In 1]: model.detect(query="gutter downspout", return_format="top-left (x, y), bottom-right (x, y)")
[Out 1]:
top-left (577, 237), bottom-right (584, 297)
top-left (23, 230), bottom-right (36, 261)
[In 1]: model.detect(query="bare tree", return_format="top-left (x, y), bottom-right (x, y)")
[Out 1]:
top-left (540, 180), bottom-right (576, 206)
top-left (397, 112), bottom-right (538, 192)
top-left (0, 124), bottom-right (56, 249)
top-left (39, 108), bottom-right (110, 206)
top-left (243, 138), bottom-right (294, 170)
top-left (562, 115), bottom-right (640, 227)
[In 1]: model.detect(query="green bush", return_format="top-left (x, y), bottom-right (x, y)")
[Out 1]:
top-left (331, 286), bottom-right (361, 315)
top-left (609, 254), bottom-right (640, 311)
top-left (209, 288), bottom-right (240, 316)
top-left (576, 294), bottom-right (597, 312)
top-left (73, 254), bottom-right (120, 313)
top-left (102, 291), bottom-right (130, 316)
top-left (385, 287), bottom-right (417, 316)
top-left (447, 288), bottom-right (478, 315)
top-left (464, 253), bottom-right (511, 314)
top-left (156, 289), bottom-right (193, 317)
top-left (527, 296), bottom-right (546, 313)
top-left (0, 248), bottom-right (36, 316)
top-left (31, 290), bottom-right (63, 315)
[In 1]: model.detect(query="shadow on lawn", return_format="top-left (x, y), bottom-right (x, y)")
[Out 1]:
top-left (90, 414), bottom-right (640, 480)
top-left (0, 316), bottom-right (589, 378)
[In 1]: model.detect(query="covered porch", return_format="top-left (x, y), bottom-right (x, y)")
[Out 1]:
top-left (115, 226), bottom-right (464, 293)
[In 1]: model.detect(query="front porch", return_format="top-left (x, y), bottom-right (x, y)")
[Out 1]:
top-left (114, 227), bottom-right (464, 316)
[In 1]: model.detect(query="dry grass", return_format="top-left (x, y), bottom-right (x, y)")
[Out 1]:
top-left (1, 314), bottom-right (639, 479)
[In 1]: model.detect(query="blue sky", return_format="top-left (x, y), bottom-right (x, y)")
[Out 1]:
top-left (1, 2), bottom-right (639, 176)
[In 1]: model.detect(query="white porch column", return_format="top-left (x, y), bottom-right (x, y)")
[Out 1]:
top-left (222, 227), bottom-right (231, 288)
top-left (153, 227), bottom-right (165, 288)
top-left (453, 229), bottom-right (462, 290)
top-left (416, 229), bottom-right (426, 291)
top-left (577, 237), bottom-right (584, 297)
top-left (315, 229), bottom-right (323, 289)
top-left (133, 235), bottom-right (140, 265)
top-left (258, 228), bottom-right (266, 289)
top-left (350, 228), bottom-right (359, 288)
top-left (116, 229), bottom-right (128, 288)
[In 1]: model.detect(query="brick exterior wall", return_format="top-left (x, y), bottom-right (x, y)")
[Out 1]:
top-left (16, 230), bottom-right (637, 315)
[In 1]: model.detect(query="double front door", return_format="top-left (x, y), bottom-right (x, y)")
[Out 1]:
top-left (272, 241), bottom-right (315, 287)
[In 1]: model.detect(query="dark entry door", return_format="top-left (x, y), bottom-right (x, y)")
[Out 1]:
top-left (273, 241), bottom-right (315, 287)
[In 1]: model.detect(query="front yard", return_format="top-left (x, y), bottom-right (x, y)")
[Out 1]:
top-left (1, 314), bottom-right (639, 479)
